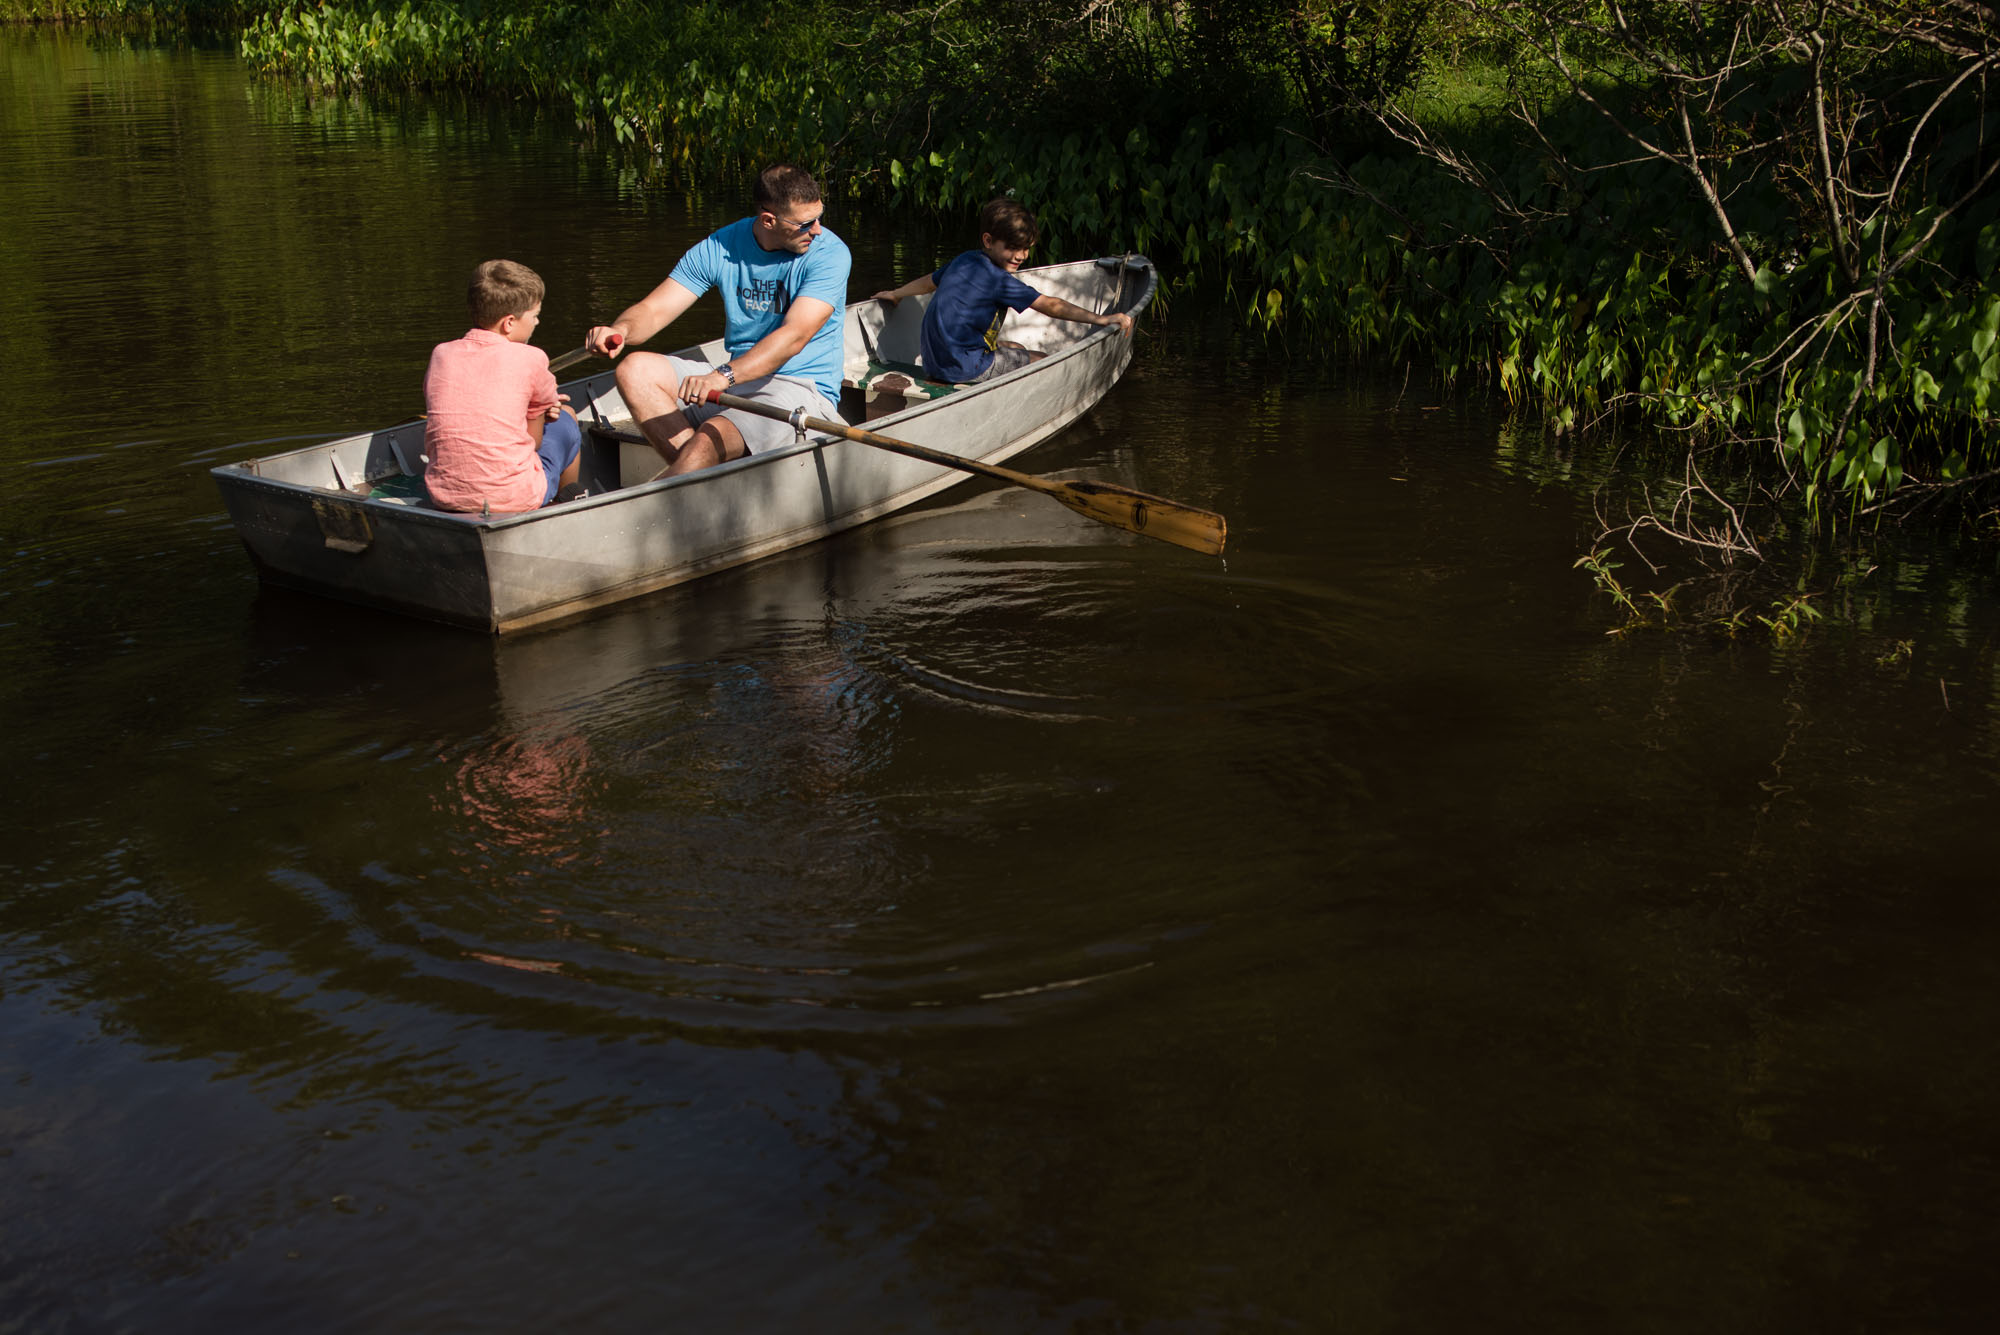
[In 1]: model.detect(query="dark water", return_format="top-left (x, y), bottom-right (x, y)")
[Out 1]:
top-left (5, 28), bottom-right (2000, 1333)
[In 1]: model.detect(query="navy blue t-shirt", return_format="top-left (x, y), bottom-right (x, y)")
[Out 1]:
top-left (919, 250), bottom-right (1041, 383)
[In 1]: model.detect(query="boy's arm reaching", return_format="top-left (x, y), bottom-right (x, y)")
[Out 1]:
top-left (1029, 293), bottom-right (1133, 336)
top-left (872, 274), bottom-right (937, 306)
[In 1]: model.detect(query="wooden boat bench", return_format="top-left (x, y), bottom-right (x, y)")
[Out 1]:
top-left (845, 359), bottom-right (958, 422)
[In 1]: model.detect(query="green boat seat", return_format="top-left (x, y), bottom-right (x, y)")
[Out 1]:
top-left (849, 360), bottom-right (958, 421)
top-left (367, 473), bottom-right (429, 503)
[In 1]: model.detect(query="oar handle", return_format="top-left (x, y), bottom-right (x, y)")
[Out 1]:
top-left (548, 345), bottom-right (594, 374)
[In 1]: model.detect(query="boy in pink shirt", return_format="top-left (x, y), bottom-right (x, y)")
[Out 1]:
top-left (423, 259), bottom-right (582, 513)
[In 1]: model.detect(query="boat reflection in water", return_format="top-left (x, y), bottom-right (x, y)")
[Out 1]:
top-left (236, 460), bottom-right (1177, 1022)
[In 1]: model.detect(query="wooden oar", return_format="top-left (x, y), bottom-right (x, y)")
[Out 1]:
top-left (548, 344), bottom-right (593, 374)
top-left (701, 390), bottom-right (1228, 555)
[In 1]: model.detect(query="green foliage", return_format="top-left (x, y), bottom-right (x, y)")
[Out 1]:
top-left (1575, 550), bottom-right (1835, 642)
top-left (1875, 637), bottom-right (1915, 668)
top-left (1755, 592), bottom-right (1824, 640)
top-left (1, 0), bottom-right (271, 18)
top-left (1574, 547), bottom-right (1643, 628)
top-left (1398, 0), bottom-right (2000, 522)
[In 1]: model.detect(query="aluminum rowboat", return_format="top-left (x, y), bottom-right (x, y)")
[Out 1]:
top-left (210, 254), bottom-right (1158, 633)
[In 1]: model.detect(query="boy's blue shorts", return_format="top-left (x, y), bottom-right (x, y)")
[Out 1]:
top-left (537, 412), bottom-right (583, 504)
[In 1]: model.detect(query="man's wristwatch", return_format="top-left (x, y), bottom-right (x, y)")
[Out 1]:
top-left (718, 363), bottom-right (736, 385)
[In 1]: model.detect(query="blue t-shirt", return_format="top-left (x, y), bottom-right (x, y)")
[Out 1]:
top-left (668, 217), bottom-right (852, 402)
top-left (920, 250), bottom-right (1042, 384)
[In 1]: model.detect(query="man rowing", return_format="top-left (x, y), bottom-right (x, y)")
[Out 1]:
top-left (585, 163), bottom-right (850, 476)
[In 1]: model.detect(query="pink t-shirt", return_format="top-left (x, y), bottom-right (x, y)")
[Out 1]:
top-left (423, 328), bottom-right (560, 514)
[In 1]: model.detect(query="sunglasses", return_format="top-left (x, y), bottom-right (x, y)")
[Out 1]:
top-left (773, 211), bottom-right (823, 235)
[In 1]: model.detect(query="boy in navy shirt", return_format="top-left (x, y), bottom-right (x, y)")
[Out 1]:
top-left (872, 198), bottom-right (1132, 383)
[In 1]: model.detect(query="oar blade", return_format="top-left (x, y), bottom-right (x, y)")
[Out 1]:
top-left (1049, 479), bottom-right (1228, 555)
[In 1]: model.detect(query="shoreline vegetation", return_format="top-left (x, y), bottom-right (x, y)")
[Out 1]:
top-left (13, 1), bottom-right (2000, 554)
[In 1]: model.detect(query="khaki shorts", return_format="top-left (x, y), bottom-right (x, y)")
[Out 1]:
top-left (662, 356), bottom-right (841, 455)
top-left (969, 344), bottom-right (1037, 383)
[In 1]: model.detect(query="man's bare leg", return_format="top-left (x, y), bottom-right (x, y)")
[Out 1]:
top-left (617, 353), bottom-right (699, 467)
top-left (617, 353), bottom-right (753, 478)
top-left (666, 417), bottom-right (747, 477)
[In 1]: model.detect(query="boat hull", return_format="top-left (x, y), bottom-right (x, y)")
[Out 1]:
top-left (212, 256), bottom-right (1157, 633)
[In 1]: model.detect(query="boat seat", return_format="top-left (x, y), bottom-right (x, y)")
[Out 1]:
top-left (846, 359), bottom-right (958, 422)
top-left (367, 474), bottom-right (430, 505)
